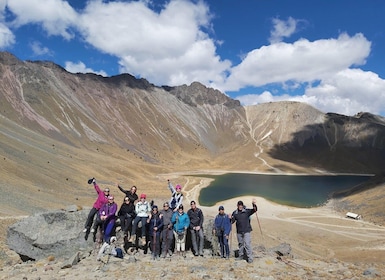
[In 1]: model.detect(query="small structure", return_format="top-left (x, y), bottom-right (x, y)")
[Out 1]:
top-left (346, 212), bottom-right (362, 220)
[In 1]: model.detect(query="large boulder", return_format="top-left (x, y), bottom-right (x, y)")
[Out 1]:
top-left (7, 208), bottom-right (93, 261)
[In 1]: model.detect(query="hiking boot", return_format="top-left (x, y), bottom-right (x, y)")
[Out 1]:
top-left (247, 259), bottom-right (253, 264)
top-left (168, 249), bottom-right (173, 256)
top-left (90, 228), bottom-right (95, 233)
top-left (235, 256), bottom-right (244, 261)
top-left (82, 228), bottom-right (88, 233)
top-left (128, 234), bottom-right (135, 243)
top-left (141, 239), bottom-right (146, 246)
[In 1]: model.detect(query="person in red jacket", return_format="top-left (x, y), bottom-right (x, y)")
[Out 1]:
top-left (83, 178), bottom-right (109, 235)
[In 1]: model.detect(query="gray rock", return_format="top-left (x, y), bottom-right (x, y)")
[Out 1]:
top-left (7, 209), bottom-right (93, 261)
top-left (61, 252), bottom-right (80, 269)
top-left (270, 242), bottom-right (292, 256)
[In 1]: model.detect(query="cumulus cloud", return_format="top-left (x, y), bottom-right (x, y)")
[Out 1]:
top-left (30, 41), bottom-right (53, 56)
top-left (224, 33), bottom-right (371, 91)
top-left (6, 0), bottom-right (77, 39)
top-left (269, 17), bottom-right (299, 44)
top-left (236, 68), bottom-right (385, 116)
top-left (77, 0), bottom-right (230, 87)
top-left (0, 23), bottom-right (15, 48)
top-left (65, 61), bottom-right (107, 77)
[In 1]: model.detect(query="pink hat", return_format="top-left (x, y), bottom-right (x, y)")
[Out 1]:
top-left (176, 184), bottom-right (182, 190)
top-left (140, 193), bottom-right (146, 199)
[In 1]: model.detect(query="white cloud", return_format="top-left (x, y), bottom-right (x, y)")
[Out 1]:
top-left (65, 61), bottom-right (107, 77)
top-left (77, 0), bottom-right (230, 86)
top-left (269, 17), bottom-right (299, 44)
top-left (223, 33), bottom-right (371, 92)
top-left (30, 41), bottom-right (53, 56)
top-left (0, 22), bottom-right (15, 48)
top-left (236, 68), bottom-right (385, 116)
top-left (6, 0), bottom-right (77, 39)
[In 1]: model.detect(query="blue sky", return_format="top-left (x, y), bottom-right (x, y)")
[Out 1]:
top-left (1, 0), bottom-right (385, 116)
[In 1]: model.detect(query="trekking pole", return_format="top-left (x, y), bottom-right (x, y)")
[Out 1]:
top-left (255, 212), bottom-right (264, 240)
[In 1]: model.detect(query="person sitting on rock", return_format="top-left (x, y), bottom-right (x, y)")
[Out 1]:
top-left (83, 178), bottom-right (109, 236)
top-left (117, 196), bottom-right (136, 239)
top-left (148, 205), bottom-right (163, 260)
top-left (117, 184), bottom-right (138, 204)
top-left (171, 204), bottom-right (190, 257)
top-left (94, 195), bottom-right (118, 243)
top-left (168, 179), bottom-right (184, 212)
top-left (213, 205), bottom-right (231, 259)
top-left (129, 193), bottom-right (151, 245)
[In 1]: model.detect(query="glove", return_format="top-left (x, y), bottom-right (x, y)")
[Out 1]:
top-left (87, 177), bottom-right (95, 184)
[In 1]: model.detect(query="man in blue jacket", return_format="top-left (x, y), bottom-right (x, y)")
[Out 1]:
top-left (231, 199), bottom-right (257, 263)
top-left (214, 205), bottom-right (232, 259)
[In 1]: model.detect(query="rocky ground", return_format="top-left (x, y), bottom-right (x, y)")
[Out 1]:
top-left (0, 237), bottom-right (383, 280)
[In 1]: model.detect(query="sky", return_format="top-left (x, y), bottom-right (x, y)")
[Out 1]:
top-left (1, 0), bottom-right (385, 116)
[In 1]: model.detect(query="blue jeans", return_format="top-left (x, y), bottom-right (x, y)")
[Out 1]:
top-left (217, 233), bottom-right (230, 257)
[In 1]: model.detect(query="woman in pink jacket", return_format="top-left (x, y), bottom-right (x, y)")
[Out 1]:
top-left (83, 178), bottom-right (109, 235)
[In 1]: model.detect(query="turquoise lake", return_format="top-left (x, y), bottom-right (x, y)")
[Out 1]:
top-left (197, 173), bottom-right (371, 208)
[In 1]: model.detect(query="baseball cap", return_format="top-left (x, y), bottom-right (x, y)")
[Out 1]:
top-left (218, 205), bottom-right (224, 210)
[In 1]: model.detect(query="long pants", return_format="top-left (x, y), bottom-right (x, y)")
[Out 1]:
top-left (151, 231), bottom-right (161, 257)
top-left (237, 232), bottom-right (252, 261)
top-left (190, 228), bottom-right (204, 255)
top-left (119, 215), bottom-right (133, 235)
top-left (84, 207), bottom-right (98, 229)
top-left (218, 234), bottom-right (230, 257)
top-left (161, 228), bottom-right (174, 255)
top-left (132, 216), bottom-right (147, 238)
top-left (103, 220), bottom-right (115, 243)
top-left (173, 231), bottom-right (186, 252)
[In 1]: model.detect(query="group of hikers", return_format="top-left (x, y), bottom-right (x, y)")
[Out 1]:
top-left (83, 178), bottom-right (258, 263)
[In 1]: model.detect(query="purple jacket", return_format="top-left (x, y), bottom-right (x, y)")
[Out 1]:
top-left (92, 183), bottom-right (108, 210)
top-left (99, 202), bottom-right (118, 223)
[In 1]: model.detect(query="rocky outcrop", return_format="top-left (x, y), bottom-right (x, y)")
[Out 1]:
top-left (7, 208), bottom-right (93, 261)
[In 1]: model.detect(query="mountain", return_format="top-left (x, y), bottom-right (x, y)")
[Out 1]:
top-left (1, 51), bottom-right (385, 224)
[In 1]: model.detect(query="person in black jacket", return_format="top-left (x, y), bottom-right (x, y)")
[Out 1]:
top-left (187, 200), bottom-right (204, 256)
top-left (231, 199), bottom-right (257, 263)
top-left (117, 184), bottom-right (138, 203)
top-left (117, 196), bottom-right (136, 238)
